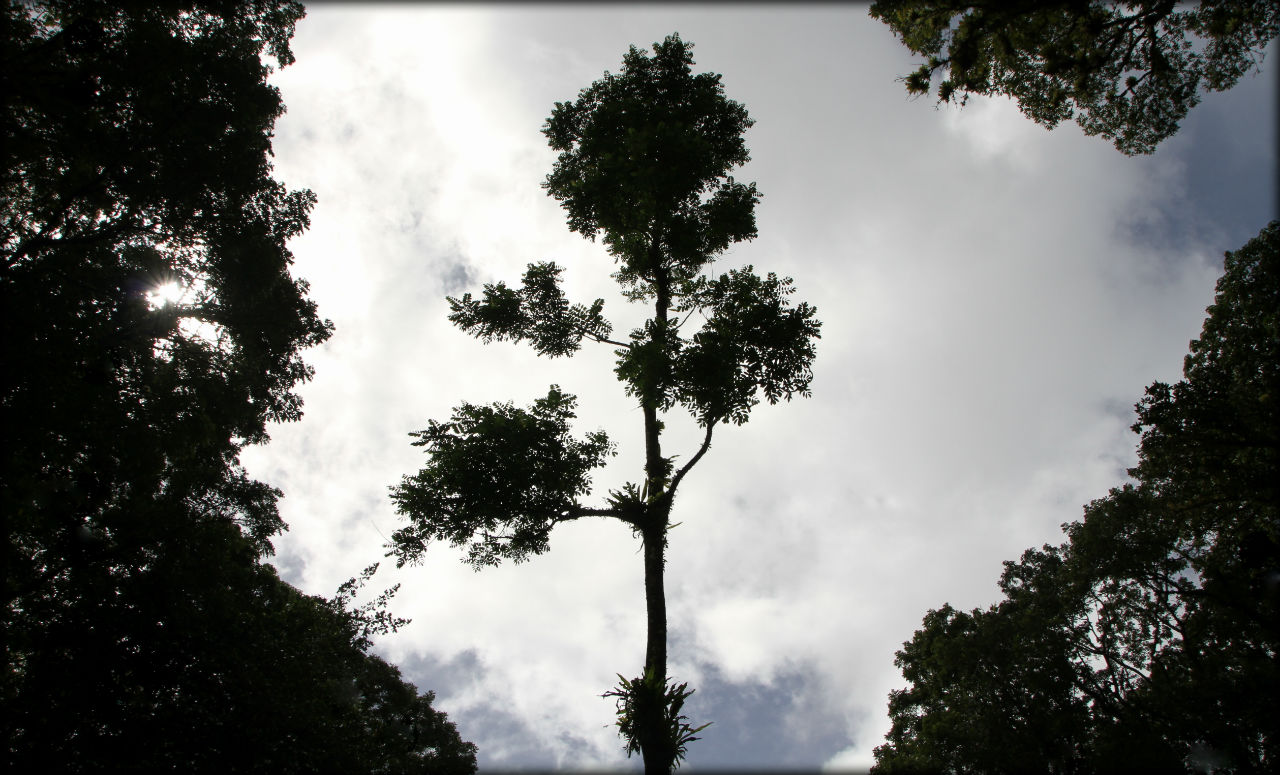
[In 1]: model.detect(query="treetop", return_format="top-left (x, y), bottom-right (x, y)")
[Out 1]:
top-left (542, 33), bottom-right (760, 282)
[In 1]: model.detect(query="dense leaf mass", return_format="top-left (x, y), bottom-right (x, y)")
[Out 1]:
top-left (447, 261), bottom-right (613, 358)
top-left (543, 34), bottom-right (759, 281)
top-left (870, 0), bottom-right (1280, 154)
top-left (3, 2), bottom-right (474, 770)
top-left (874, 222), bottom-right (1280, 773)
top-left (672, 267), bottom-right (821, 425)
top-left (391, 387), bottom-right (616, 568)
top-left (2, 0), bottom-right (331, 557)
top-left (8, 521), bottom-right (478, 773)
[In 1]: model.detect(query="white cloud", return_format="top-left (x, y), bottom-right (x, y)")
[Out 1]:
top-left (941, 93), bottom-right (1048, 169)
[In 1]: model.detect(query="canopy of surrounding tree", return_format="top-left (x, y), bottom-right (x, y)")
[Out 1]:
top-left (873, 221), bottom-right (1280, 773)
top-left (2, 2), bottom-right (475, 770)
top-left (870, 0), bottom-right (1280, 154)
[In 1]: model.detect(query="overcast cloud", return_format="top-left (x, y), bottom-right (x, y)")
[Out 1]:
top-left (240, 4), bottom-right (1277, 770)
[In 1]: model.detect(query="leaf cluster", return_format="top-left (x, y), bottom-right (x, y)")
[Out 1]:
top-left (389, 387), bottom-right (615, 569)
top-left (610, 266), bottom-right (821, 426)
top-left (675, 267), bottom-right (820, 425)
top-left (543, 33), bottom-right (759, 282)
top-left (332, 562), bottom-right (412, 651)
top-left (447, 261), bottom-right (612, 357)
top-left (869, 0), bottom-right (1280, 154)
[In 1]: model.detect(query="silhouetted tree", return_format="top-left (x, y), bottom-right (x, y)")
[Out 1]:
top-left (874, 221), bottom-right (1280, 773)
top-left (2, 2), bottom-right (474, 769)
top-left (869, 0), bottom-right (1280, 154)
top-left (8, 522), bottom-right (478, 772)
top-left (390, 34), bottom-right (821, 773)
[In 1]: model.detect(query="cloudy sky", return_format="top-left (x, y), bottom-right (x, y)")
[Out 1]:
top-left (239, 4), bottom-right (1276, 771)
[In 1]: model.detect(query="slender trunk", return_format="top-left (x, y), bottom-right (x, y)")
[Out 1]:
top-left (638, 231), bottom-right (672, 774)
top-left (642, 523), bottom-right (668, 683)
top-left (643, 232), bottom-right (671, 683)
top-left (638, 520), bottom-right (670, 775)
top-left (644, 248), bottom-right (671, 499)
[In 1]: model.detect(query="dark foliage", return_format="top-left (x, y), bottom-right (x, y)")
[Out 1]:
top-left (2, 2), bottom-right (474, 770)
top-left (870, 0), bottom-right (1280, 154)
top-left (391, 386), bottom-right (616, 568)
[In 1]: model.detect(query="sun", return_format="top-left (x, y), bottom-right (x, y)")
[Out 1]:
top-left (146, 281), bottom-right (185, 308)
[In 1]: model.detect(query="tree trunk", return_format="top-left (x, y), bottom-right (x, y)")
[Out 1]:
top-left (644, 234), bottom-right (671, 688)
top-left (640, 522), bottom-right (669, 775)
top-left (638, 230), bottom-right (672, 774)
top-left (642, 524), bottom-right (668, 685)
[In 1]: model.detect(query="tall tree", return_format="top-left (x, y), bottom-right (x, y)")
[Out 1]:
top-left (869, 0), bottom-right (1280, 154)
top-left (873, 221), bottom-right (1280, 773)
top-left (2, 2), bottom-right (474, 769)
top-left (390, 34), bottom-right (821, 773)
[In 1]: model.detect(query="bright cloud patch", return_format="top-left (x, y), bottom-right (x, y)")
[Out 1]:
top-left (941, 93), bottom-right (1048, 167)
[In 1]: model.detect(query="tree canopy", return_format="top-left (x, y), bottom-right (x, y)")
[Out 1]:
top-left (2, 2), bottom-right (474, 769)
top-left (391, 34), bottom-right (820, 773)
top-left (869, 0), bottom-right (1280, 154)
top-left (873, 221), bottom-right (1280, 773)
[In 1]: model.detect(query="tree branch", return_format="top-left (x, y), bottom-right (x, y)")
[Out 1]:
top-left (667, 420), bottom-right (715, 497)
top-left (671, 304), bottom-right (701, 333)
top-left (585, 331), bottom-right (633, 349)
top-left (557, 505), bottom-right (633, 525)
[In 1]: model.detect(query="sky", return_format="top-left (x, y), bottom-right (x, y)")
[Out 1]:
top-left (239, 4), bottom-right (1277, 771)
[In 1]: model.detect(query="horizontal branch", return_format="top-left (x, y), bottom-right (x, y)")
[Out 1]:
top-left (557, 504), bottom-right (633, 525)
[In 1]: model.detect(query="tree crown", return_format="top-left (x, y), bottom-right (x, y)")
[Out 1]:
top-left (870, 0), bottom-right (1280, 154)
top-left (542, 34), bottom-right (759, 285)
